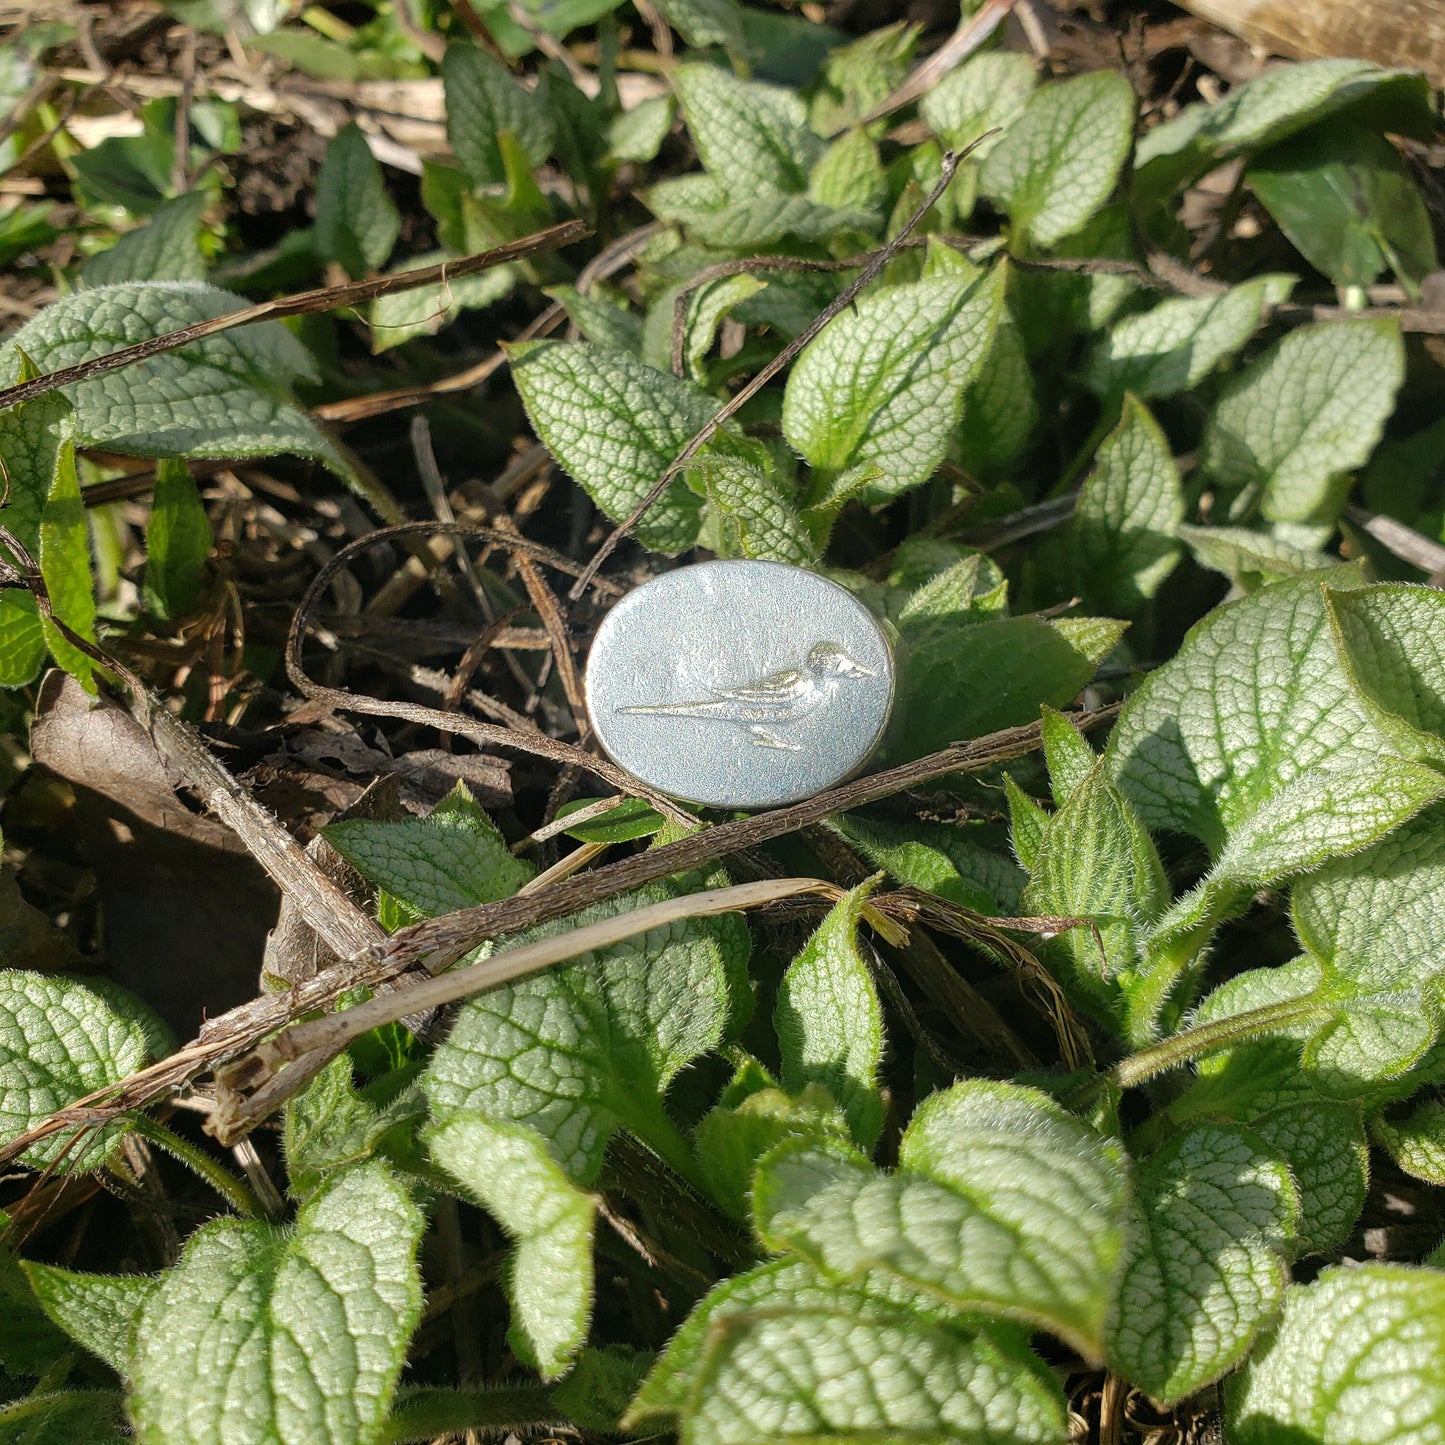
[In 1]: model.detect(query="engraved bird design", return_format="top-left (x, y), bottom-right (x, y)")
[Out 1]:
top-left (618, 641), bottom-right (876, 751)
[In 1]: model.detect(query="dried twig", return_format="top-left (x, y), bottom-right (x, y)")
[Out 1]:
top-left (567, 149), bottom-right (968, 601)
top-left (1346, 505), bottom-right (1445, 577)
top-left (0, 222), bottom-right (587, 413)
top-left (0, 705), bottom-right (1118, 1165)
top-left (214, 877), bottom-right (850, 1137)
top-left (285, 520), bottom-right (690, 821)
top-left (852, 0), bottom-right (1017, 130)
top-left (0, 527), bottom-right (384, 965)
top-left (310, 223), bottom-right (662, 426)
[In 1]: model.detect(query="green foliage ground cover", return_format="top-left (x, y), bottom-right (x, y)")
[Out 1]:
top-left (3, 2), bottom-right (1445, 1441)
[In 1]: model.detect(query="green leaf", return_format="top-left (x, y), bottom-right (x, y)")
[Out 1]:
top-left (369, 251), bottom-right (516, 353)
top-left (1054, 393), bottom-right (1183, 613)
top-left (422, 883), bottom-right (747, 1186)
top-left (957, 315), bottom-right (1037, 474)
top-left (544, 78), bottom-right (611, 184)
top-left (22, 1263), bottom-right (156, 1376)
top-left (891, 611), bottom-right (1125, 762)
top-left (979, 72), bottom-right (1135, 246)
top-left (1022, 760), bottom-right (1167, 1020)
top-left (1189, 952), bottom-right (1433, 1104)
top-left (1294, 800), bottom-right (1445, 998)
top-left (692, 454), bottom-right (817, 567)
top-left (0, 282), bottom-right (346, 474)
top-left (783, 268), bottom-right (1004, 505)
top-left (0, 971), bottom-right (171, 1170)
top-left (82, 191), bottom-right (210, 286)
top-left (1374, 1099), bottom-right (1445, 1184)
top-left (0, 592), bottom-right (45, 688)
top-left (627, 1257), bottom-right (1068, 1445)
top-left (653, 0), bottom-right (745, 51)
top-left (129, 1161), bottom-right (424, 1445)
top-left (1006, 777), bottom-right (1050, 874)
top-left (1247, 1099), bottom-right (1366, 1255)
top-left (1183, 963), bottom-right (1371, 1247)
top-left (1110, 1123), bottom-right (1297, 1405)
top-left (1303, 992), bottom-right (1439, 1094)
top-left (894, 548), bottom-right (1006, 626)
top-left (1201, 318), bottom-right (1404, 524)
top-left (145, 457), bottom-right (212, 620)
top-left (1085, 278), bottom-right (1279, 401)
top-left (511, 0), bottom-right (620, 36)
top-left (325, 783), bottom-right (534, 918)
top-left (671, 64), bottom-right (821, 198)
top-left (443, 43), bottom-right (553, 188)
top-left (775, 884), bottom-right (885, 1152)
top-left (69, 105), bottom-right (174, 216)
top-left (1040, 706), bottom-right (1097, 805)
top-left (808, 23), bottom-right (916, 137)
top-left (754, 1080), bottom-right (1132, 1356)
top-left (920, 50), bottom-right (1036, 159)
top-left (694, 1073), bottom-right (850, 1220)
top-left (677, 273), bottom-right (765, 383)
top-left (1250, 117), bottom-right (1436, 289)
top-left (247, 29), bottom-right (367, 81)
top-left (1137, 60), bottom-right (1433, 201)
top-left (1151, 756), bottom-right (1445, 950)
top-left (507, 340), bottom-right (716, 552)
top-left (555, 796), bottom-right (665, 844)
top-left (0, 381), bottom-right (75, 685)
top-left (607, 95), bottom-right (674, 165)
top-left (550, 1346), bottom-right (652, 1434)
top-left (807, 127), bottom-right (886, 215)
top-left (1178, 523), bottom-right (1339, 588)
top-left (1105, 573), bottom-right (1380, 854)
top-left (283, 1054), bottom-right (424, 1202)
top-left (36, 425), bottom-right (97, 689)
top-left (543, 284), bottom-right (643, 354)
top-left (0, 1210), bottom-right (72, 1377)
top-left (1227, 1263), bottom-right (1445, 1445)
top-left (830, 814), bottom-right (1025, 915)
top-left (647, 174), bottom-right (873, 247)
top-left (1328, 584), bottom-right (1445, 764)
top-left (427, 1113), bottom-right (596, 1380)
top-left (312, 124), bottom-right (399, 280)
top-left (0, 1387), bottom-right (128, 1443)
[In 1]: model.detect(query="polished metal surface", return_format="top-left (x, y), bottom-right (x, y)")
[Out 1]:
top-left (585, 560), bottom-right (895, 808)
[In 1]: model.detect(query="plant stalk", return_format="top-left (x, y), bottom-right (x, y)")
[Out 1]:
top-left (127, 1113), bottom-right (264, 1218)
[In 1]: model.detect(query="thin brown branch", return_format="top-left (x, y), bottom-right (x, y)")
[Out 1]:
top-left (566, 148), bottom-right (967, 602)
top-left (1346, 504), bottom-right (1445, 576)
top-left (669, 253), bottom-right (871, 379)
top-left (0, 705), bottom-right (1118, 1166)
top-left (0, 222), bottom-right (587, 413)
top-left (311, 224), bottom-right (662, 426)
top-left (285, 519), bottom-right (691, 822)
top-left (213, 877), bottom-right (847, 1137)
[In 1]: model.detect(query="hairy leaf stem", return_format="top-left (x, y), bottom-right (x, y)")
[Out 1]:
top-left (126, 1112), bottom-right (264, 1218)
top-left (1105, 994), bottom-right (1331, 1098)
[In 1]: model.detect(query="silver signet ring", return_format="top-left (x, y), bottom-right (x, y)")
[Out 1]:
top-left (585, 559), bottom-right (895, 809)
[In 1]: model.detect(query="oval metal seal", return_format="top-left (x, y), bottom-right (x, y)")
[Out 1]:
top-left (585, 560), bottom-right (895, 809)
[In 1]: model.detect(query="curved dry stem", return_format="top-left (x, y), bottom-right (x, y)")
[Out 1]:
top-left (283, 519), bottom-right (691, 823)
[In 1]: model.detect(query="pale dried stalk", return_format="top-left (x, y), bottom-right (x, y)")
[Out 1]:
top-left (0, 707), bottom-right (1118, 1167)
top-left (213, 878), bottom-right (851, 1139)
